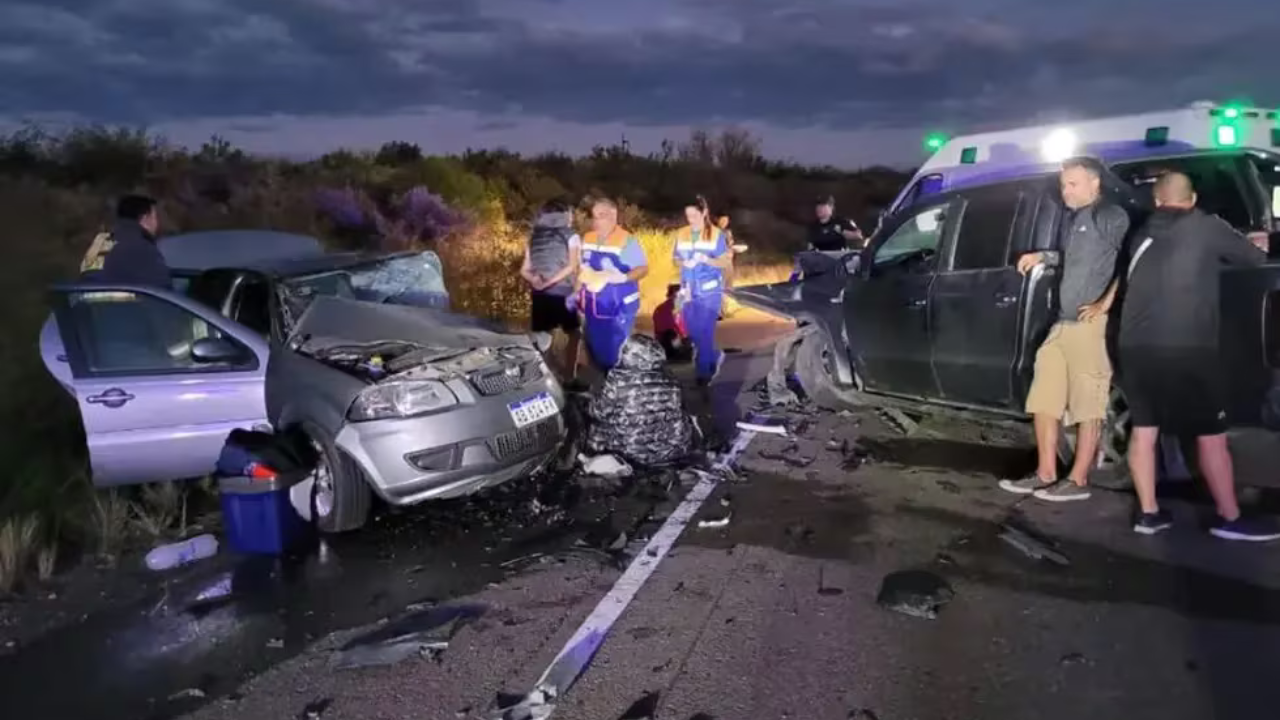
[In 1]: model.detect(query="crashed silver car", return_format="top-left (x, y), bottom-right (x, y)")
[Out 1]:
top-left (40, 231), bottom-right (567, 533)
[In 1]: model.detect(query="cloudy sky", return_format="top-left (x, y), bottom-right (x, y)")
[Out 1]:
top-left (0, 0), bottom-right (1275, 168)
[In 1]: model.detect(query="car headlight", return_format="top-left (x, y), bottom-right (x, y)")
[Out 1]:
top-left (348, 381), bottom-right (458, 422)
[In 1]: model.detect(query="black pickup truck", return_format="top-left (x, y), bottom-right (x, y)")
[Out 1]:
top-left (731, 149), bottom-right (1280, 478)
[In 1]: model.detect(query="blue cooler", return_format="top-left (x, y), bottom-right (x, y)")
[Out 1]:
top-left (218, 474), bottom-right (313, 555)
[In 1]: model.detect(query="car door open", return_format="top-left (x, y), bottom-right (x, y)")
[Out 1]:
top-left (45, 284), bottom-right (271, 486)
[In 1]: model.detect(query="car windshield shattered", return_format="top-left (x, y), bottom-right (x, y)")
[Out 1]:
top-left (278, 250), bottom-right (450, 330)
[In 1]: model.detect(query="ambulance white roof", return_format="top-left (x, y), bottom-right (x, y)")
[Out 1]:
top-left (888, 102), bottom-right (1279, 213)
top-left (921, 102), bottom-right (1278, 174)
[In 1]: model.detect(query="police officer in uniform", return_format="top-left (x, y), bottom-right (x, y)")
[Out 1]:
top-left (807, 195), bottom-right (862, 251)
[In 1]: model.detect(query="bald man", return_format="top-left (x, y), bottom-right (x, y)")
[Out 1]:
top-left (1118, 171), bottom-right (1278, 540)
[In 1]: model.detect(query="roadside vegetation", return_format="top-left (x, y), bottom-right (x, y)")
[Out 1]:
top-left (0, 124), bottom-right (908, 593)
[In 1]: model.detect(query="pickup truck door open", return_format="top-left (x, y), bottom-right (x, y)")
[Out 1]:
top-left (846, 200), bottom-right (955, 398)
top-left (930, 182), bottom-right (1037, 409)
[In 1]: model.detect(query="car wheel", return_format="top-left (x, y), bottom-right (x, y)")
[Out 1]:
top-left (303, 424), bottom-right (372, 533)
top-left (1057, 385), bottom-right (1132, 489)
top-left (794, 328), bottom-right (861, 411)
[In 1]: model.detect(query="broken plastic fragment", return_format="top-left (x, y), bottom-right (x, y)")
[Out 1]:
top-left (579, 453), bottom-right (634, 478)
top-left (875, 570), bottom-right (954, 619)
top-left (998, 524), bottom-right (1070, 566)
top-left (335, 604), bottom-right (484, 669)
top-left (300, 698), bottom-right (333, 720)
top-left (736, 421), bottom-right (788, 436)
top-left (876, 407), bottom-right (919, 436)
top-left (697, 513), bottom-right (732, 529)
top-left (491, 688), bottom-right (555, 720)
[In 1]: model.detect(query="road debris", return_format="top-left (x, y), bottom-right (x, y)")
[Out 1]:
top-left (841, 443), bottom-right (874, 472)
top-left (144, 534), bottom-right (218, 571)
top-left (736, 421), bottom-right (788, 436)
top-left (266, 638), bottom-right (285, 649)
top-left (697, 513), bottom-right (732, 529)
top-left (876, 407), bottom-right (920, 436)
top-left (759, 443), bottom-right (816, 468)
top-left (935, 479), bottom-right (961, 494)
top-left (876, 570), bottom-right (954, 619)
top-left (617, 690), bottom-right (661, 719)
top-left (167, 688), bottom-right (206, 702)
top-left (334, 603), bottom-right (484, 669)
top-left (579, 454), bottom-right (633, 478)
top-left (299, 697), bottom-right (333, 720)
top-left (1060, 652), bottom-right (1088, 666)
top-left (491, 419), bottom-right (764, 720)
top-left (998, 523), bottom-right (1070, 566)
top-left (764, 337), bottom-right (803, 407)
top-left (817, 565), bottom-right (844, 595)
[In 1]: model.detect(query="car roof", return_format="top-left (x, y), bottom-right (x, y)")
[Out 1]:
top-left (158, 230), bottom-right (326, 272)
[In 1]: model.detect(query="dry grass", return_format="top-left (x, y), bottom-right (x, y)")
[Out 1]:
top-left (0, 515), bottom-right (41, 594)
top-left (36, 544), bottom-right (58, 581)
top-left (89, 490), bottom-right (130, 559)
top-left (130, 482), bottom-right (188, 538)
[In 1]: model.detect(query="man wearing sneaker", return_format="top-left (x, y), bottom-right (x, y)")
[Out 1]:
top-left (1118, 172), bottom-right (1280, 540)
top-left (1000, 157), bottom-right (1128, 503)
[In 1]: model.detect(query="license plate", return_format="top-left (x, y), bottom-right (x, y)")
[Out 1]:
top-left (507, 392), bottom-right (559, 428)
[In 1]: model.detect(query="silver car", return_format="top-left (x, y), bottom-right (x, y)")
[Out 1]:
top-left (40, 230), bottom-right (567, 533)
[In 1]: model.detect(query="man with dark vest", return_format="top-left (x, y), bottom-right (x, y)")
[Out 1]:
top-left (521, 199), bottom-right (582, 382)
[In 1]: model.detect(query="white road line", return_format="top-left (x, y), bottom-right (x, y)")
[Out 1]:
top-left (492, 424), bottom-right (761, 720)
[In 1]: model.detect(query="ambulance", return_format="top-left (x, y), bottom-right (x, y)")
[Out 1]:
top-left (888, 101), bottom-right (1280, 237)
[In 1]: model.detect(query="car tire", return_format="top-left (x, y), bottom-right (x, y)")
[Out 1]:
top-left (303, 424), bottom-right (372, 534)
top-left (1056, 385), bottom-right (1132, 489)
top-left (794, 328), bottom-right (861, 411)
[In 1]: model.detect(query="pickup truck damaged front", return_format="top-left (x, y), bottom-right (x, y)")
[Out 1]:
top-left (727, 251), bottom-right (862, 405)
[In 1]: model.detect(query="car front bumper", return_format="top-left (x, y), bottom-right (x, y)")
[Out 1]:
top-left (333, 377), bottom-right (567, 506)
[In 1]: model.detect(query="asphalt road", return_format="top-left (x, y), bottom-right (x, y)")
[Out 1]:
top-left (11, 314), bottom-right (1280, 720)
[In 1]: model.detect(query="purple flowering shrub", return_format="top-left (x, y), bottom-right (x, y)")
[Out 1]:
top-left (315, 185), bottom-right (464, 252)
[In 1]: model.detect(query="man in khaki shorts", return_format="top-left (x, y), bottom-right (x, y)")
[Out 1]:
top-left (1000, 157), bottom-right (1129, 502)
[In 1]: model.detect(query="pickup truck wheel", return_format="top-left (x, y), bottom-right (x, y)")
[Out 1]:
top-left (304, 425), bottom-right (372, 534)
top-left (1057, 386), bottom-right (1132, 488)
top-left (795, 329), bottom-right (858, 410)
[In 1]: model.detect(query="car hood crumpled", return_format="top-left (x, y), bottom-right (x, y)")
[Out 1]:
top-left (289, 295), bottom-right (535, 351)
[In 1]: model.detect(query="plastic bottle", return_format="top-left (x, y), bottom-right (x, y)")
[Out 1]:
top-left (145, 534), bottom-right (219, 571)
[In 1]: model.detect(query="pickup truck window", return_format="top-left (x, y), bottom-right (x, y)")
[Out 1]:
top-left (873, 206), bottom-right (947, 266)
top-left (952, 187), bottom-right (1022, 270)
top-left (1113, 156), bottom-right (1251, 231)
top-left (1250, 155), bottom-right (1280, 224)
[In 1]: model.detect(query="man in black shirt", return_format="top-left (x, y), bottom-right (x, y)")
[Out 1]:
top-left (1118, 171), bottom-right (1279, 541)
top-left (807, 196), bottom-right (862, 251)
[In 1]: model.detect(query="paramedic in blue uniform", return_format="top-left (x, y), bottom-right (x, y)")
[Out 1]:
top-left (673, 196), bottom-right (733, 385)
top-left (578, 198), bottom-right (649, 370)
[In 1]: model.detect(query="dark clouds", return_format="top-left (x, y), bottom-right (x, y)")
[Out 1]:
top-left (0, 0), bottom-right (1276, 134)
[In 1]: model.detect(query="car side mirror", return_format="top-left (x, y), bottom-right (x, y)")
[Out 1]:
top-left (191, 337), bottom-right (245, 364)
